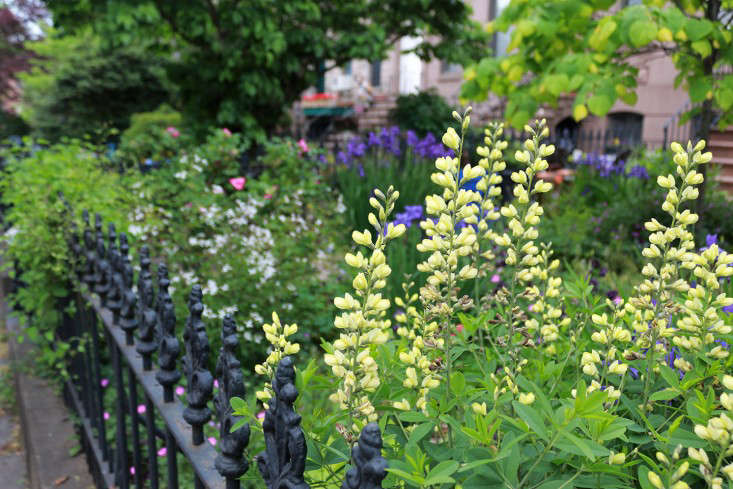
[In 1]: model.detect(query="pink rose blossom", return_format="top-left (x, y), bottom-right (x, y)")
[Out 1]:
top-left (157, 447), bottom-right (167, 457)
top-left (175, 386), bottom-right (185, 396)
top-left (222, 128), bottom-right (232, 136)
top-left (490, 274), bottom-right (500, 283)
top-left (297, 138), bottom-right (309, 153)
top-left (229, 177), bottom-right (246, 191)
top-left (137, 404), bottom-right (146, 414)
top-left (208, 437), bottom-right (217, 446)
top-left (100, 378), bottom-right (109, 388)
top-left (166, 126), bottom-right (180, 138)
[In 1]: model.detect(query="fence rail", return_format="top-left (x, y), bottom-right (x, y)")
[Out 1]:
top-left (52, 196), bottom-right (388, 489)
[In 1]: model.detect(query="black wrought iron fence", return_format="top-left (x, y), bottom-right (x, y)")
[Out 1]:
top-left (52, 197), bottom-right (388, 489)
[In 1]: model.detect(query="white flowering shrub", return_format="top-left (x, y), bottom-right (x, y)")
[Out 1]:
top-left (240, 112), bottom-right (733, 489)
top-left (127, 138), bottom-right (347, 367)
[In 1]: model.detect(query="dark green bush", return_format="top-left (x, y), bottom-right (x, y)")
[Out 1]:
top-left (389, 90), bottom-right (455, 137)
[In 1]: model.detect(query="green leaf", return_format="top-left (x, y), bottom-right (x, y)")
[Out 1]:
top-left (659, 365), bottom-right (680, 388)
top-left (537, 479), bottom-right (576, 489)
top-left (692, 40), bottom-right (712, 58)
top-left (546, 74), bottom-right (569, 96)
top-left (425, 460), bottom-right (459, 484)
top-left (512, 401), bottom-right (549, 441)
top-left (587, 94), bottom-right (614, 116)
top-left (685, 18), bottom-right (713, 42)
top-left (450, 371), bottom-right (466, 397)
top-left (407, 422), bottom-right (435, 447)
top-left (629, 20), bottom-right (657, 48)
top-left (649, 388), bottom-right (681, 402)
top-left (399, 411), bottom-right (430, 423)
top-left (689, 77), bottom-right (712, 103)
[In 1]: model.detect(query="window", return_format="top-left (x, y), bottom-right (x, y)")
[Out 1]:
top-left (491, 0), bottom-right (512, 57)
top-left (440, 61), bottom-right (462, 74)
top-left (343, 61), bottom-right (352, 75)
top-left (608, 112), bottom-right (643, 146)
top-left (370, 60), bottom-right (381, 87)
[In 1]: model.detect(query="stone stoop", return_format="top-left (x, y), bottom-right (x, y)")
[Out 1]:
top-left (709, 127), bottom-right (733, 195)
top-left (357, 94), bottom-right (397, 132)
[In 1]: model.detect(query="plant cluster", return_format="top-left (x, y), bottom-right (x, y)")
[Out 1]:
top-left (239, 115), bottom-right (733, 489)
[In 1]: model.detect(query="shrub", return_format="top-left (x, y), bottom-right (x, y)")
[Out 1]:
top-left (118, 105), bottom-right (185, 166)
top-left (389, 91), bottom-right (456, 138)
top-left (0, 139), bottom-right (134, 372)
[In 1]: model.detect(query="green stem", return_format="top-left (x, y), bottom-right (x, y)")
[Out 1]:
top-left (517, 432), bottom-right (560, 488)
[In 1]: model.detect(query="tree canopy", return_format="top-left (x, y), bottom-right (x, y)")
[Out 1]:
top-left (461, 0), bottom-right (733, 137)
top-left (18, 31), bottom-right (169, 140)
top-left (45, 0), bottom-right (489, 138)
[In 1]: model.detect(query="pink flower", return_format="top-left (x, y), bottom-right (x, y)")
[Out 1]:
top-left (137, 404), bottom-right (146, 414)
top-left (175, 386), bottom-right (185, 396)
top-left (157, 447), bottom-right (167, 457)
top-left (229, 177), bottom-right (246, 191)
top-left (208, 437), bottom-right (217, 446)
top-left (256, 411), bottom-right (266, 420)
top-left (100, 378), bottom-right (109, 388)
top-left (297, 138), bottom-right (309, 153)
top-left (103, 412), bottom-right (110, 420)
top-left (222, 128), bottom-right (232, 137)
top-left (166, 126), bottom-right (180, 138)
top-left (613, 296), bottom-right (623, 306)
top-left (490, 274), bottom-right (500, 283)
top-left (130, 466), bottom-right (135, 475)
top-left (214, 379), bottom-right (219, 389)
top-left (456, 324), bottom-right (464, 333)
top-left (264, 193), bottom-right (273, 199)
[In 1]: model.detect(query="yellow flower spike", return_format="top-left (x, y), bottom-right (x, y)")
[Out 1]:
top-left (722, 375), bottom-right (733, 390)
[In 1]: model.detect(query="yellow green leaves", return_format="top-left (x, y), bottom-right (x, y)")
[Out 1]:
top-left (629, 20), bottom-right (658, 48)
top-left (573, 104), bottom-right (588, 121)
top-left (587, 93), bottom-right (615, 116)
top-left (589, 18), bottom-right (617, 51)
top-left (545, 74), bottom-right (569, 96)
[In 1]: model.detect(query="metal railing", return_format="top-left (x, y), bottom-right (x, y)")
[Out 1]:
top-left (53, 198), bottom-right (388, 489)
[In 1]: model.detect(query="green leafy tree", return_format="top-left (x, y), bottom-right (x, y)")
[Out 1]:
top-left (19, 30), bottom-right (169, 140)
top-left (461, 0), bottom-right (733, 141)
top-left (45, 0), bottom-right (489, 138)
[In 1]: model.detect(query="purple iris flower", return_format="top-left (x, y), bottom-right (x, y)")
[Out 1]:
top-left (391, 205), bottom-right (424, 229)
top-left (628, 165), bottom-right (649, 179)
top-left (406, 130), bottom-right (419, 148)
top-left (358, 164), bottom-right (365, 178)
top-left (723, 304), bottom-right (733, 314)
top-left (367, 131), bottom-right (380, 148)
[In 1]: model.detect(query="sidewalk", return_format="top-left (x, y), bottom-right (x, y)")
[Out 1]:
top-left (0, 277), bottom-right (27, 489)
top-left (1, 272), bottom-right (95, 489)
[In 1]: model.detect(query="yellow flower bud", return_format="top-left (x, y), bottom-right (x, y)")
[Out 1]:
top-left (518, 392), bottom-right (535, 405)
top-left (472, 402), bottom-right (487, 415)
top-left (647, 471), bottom-right (663, 489)
top-left (609, 452), bottom-right (626, 465)
top-left (442, 127), bottom-right (460, 150)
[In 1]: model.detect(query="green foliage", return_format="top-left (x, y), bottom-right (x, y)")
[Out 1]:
top-left (0, 139), bottom-right (132, 371)
top-left (118, 105), bottom-right (184, 165)
top-left (389, 91), bottom-right (455, 138)
top-left (18, 30), bottom-right (169, 140)
top-left (233, 119), bottom-right (733, 489)
top-left (0, 110), bottom-right (29, 139)
top-left (462, 0), bottom-right (733, 132)
top-left (44, 0), bottom-right (490, 137)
